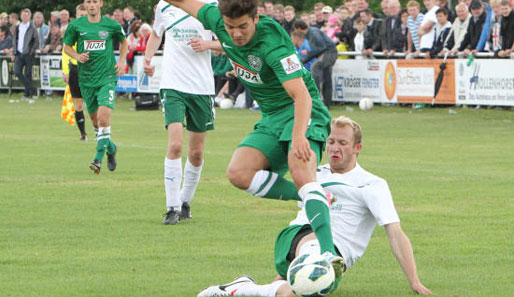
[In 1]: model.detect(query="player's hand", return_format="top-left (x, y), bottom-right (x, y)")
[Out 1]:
top-left (188, 37), bottom-right (208, 52)
top-left (411, 282), bottom-right (432, 295)
top-left (143, 57), bottom-right (155, 77)
top-left (63, 74), bottom-right (69, 84)
top-left (291, 135), bottom-right (311, 162)
top-left (115, 61), bottom-right (125, 76)
top-left (77, 52), bottom-right (89, 63)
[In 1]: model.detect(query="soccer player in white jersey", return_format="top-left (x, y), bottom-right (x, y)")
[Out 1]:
top-left (144, 0), bottom-right (217, 224)
top-left (197, 116), bottom-right (432, 297)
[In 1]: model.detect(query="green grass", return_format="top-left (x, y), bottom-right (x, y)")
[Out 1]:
top-left (0, 94), bottom-right (513, 297)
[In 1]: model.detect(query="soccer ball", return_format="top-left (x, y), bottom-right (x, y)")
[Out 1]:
top-left (359, 98), bottom-right (373, 111)
top-left (287, 254), bottom-right (336, 297)
top-left (219, 98), bottom-right (234, 109)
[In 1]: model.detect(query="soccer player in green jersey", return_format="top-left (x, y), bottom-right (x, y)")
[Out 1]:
top-left (163, 0), bottom-right (344, 290)
top-left (63, 0), bottom-right (128, 174)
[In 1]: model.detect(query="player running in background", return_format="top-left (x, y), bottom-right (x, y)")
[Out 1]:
top-left (143, 0), bottom-right (217, 225)
top-left (63, 0), bottom-right (128, 174)
top-left (163, 0), bottom-right (343, 289)
top-left (62, 4), bottom-right (88, 141)
top-left (198, 116), bottom-right (432, 297)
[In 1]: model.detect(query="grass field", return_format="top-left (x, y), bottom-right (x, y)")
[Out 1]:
top-left (1, 94), bottom-right (513, 297)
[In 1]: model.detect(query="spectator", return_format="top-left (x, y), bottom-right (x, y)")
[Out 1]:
top-left (211, 50), bottom-right (233, 96)
top-left (446, 3), bottom-right (471, 54)
top-left (48, 11), bottom-right (60, 27)
top-left (313, 3), bottom-right (326, 28)
top-left (354, 18), bottom-right (366, 54)
top-left (257, 3), bottom-right (266, 15)
top-left (499, 0), bottom-right (514, 57)
top-left (381, 0), bottom-right (390, 19)
top-left (113, 9), bottom-right (124, 26)
top-left (300, 13), bottom-right (310, 24)
top-left (490, 0), bottom-right (503, 54)
top-left (346, 0), bottom-right (359, 19)
top-left (418, 0), bottom-right (440, 53)
top-left (458, 1), bottom-right (488, 55)
top-left (400, 9), bottom-right (410, 50)
top-left (273, 4), bottom-right (286, 26)
top-left (361, 9), bottom-right (383, 54)
top-left (126, 21), bottom-right (142, 73)
top-left (41, 23), bottom-right (62, 53)
top-left (0, 13), bottom-right (9, 27)
top-left (291, 31), bottom-right (315, 71)
top-left (438, 0), bottom-right (456, 22)
top-left (357, 0), bottom-right (370, 11)
top-left (282, 6), bottom-right (296, 35)
top-left (309, 13), bottom-right (318, 27)
top-left (293, 20), bottom-right (337, 108)
top-left (32, 11), bottom-right (49, 49)
top-left (337, 6), bottom-right (356, 50)
top-left (264, 1), bottom-right (274, 18)
top-left (322, 6), bottom-right (333, 25)
top-left (383, 0), bottom-right (405, 55)
top-left (60, 9), bottom-right (70, 33)
top-left (123, 6), bottom-right (138, 36)
top-left (137, 23), bottom-right (152, 53)
top-left (324, 15), bottom-right (342, 43)
top-left (429, 8), bottom-right (452, 58)
top-left (12, 8), bottom-right (39, 99)
top-left (0, 25), bottom-right (12, 54)
top-left (9, 12), bottom-right (19, 37)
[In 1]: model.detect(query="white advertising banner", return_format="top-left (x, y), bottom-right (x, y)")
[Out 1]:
top-left (134, 55), bottom-right (162, 93)
top-left (396, 67), bottom-right (434, 97)
top-left (455, 59), bottom-right (514, 106)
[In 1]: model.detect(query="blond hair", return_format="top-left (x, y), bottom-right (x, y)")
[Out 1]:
top-left (331, 116), bottom-right (362, 144)
top-left (407, 0), bottom-right (421, 9)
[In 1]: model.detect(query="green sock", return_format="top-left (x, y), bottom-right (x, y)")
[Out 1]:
top-left (94, 137), bottom-right (109, 162)
top-left (246, 170), bottom-right (301, 201)
top-left (107, 139), bottom-right (116, 155)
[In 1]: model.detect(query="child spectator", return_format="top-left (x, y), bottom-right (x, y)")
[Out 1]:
top-left (407, 0), bottom-right (425, 54)
top-left (324, 15), bottom-right (342, 42)
top-left (429, 8), bottom-right (452, 58)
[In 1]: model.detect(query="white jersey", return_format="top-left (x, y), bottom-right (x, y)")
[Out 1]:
top-left (419, 6), bottom-right (439, 50)
top-left (290, 163), bottom-right (400, 268)
top-left (153, 0), bottom-right (216, 94)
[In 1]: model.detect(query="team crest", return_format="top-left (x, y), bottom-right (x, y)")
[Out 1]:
top-left (98, 31), bottom-right (109, 39)
top-left (248, 55), bottom-right (262, 71)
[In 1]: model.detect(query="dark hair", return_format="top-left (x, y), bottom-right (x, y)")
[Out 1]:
top-left (292, 19), bottom-right (308, 30)
top-left (360, 9), bottom-right (372, 16)
top-left (0, 25), bottom-right (9, 35)
top-left (436, 7), bottom-right (448, 16)
top-left (129, 21), bottom-right (142, 35)
top-left (218, 0), bottom-right (258, 18)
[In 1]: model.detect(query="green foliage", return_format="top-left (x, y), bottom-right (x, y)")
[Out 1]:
top-left (1, 95), bottom-right (513, 297)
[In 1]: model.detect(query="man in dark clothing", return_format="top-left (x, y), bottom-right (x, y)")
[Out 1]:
top-left (361, 9), bottom-right (383, 54)
top-left (282, 5), bottom-right (296, 35)
top-left (11, 8), bottom-right (39, 99)
top-left (383, 0), bottom-right (406, 55)
top-left (458, 1), bottom-right (488, 55)
top-left (499, 0), bottom-right (514, 57)
top-left (293, 20), bottom-right (337, 109)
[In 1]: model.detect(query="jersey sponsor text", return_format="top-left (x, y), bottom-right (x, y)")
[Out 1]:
top-left (84, 40), bottom-right (106, 51)
top-left (232, 62), bottom-right (263, 84)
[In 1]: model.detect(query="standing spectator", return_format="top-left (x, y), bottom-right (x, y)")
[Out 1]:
top-left (273, 4), bottom-right (286, 26)
top-left (459, 1), bottom-right (488, 55)
top-left (60, 10), bottom-right (70, 33)
top-left (357, 0), bottom-right (370, 11)
top-left (381, 0), bottom-right (390, 19)
top-left (0, 25), bottom-right (12, 54)
top-left (346, 0), bottom-right (359, 20)
top-left (309, 13), bottom-right (318, 27)
top-left (48, 11), bottom-right (60, 27)
top-left (112, 9), bottom-right (124, 26)
top-left (446, 3), bottom-right (471, 54)
top-left (313, 3), bottom-right (326, 28)
top-left (324, 15), bottom-right (342, 43)
top-left (438, 0), bottom-right (456, 23)
top-left (418, 0), bottom-right (440, 53)
top-left (322, 6), bottom-right (333, 26)
top-left (291, 31), bottom-right (315, 71)
top-left (33, 11), bottom-right (49, 49)
top-left (282, 6), bottom-right (296, 35)
top-left (12, 8), bottom-right (39, 99)
top-left (361, 9), bottom-right (384, 54)
top-left (264, 1), bottom-right (274, 18)
top-left (429, 8), bottom-right (452, 58)
top-left (0, 13), bottom-right (8, 27)
top-left (300, 13), bottom-right (310, 24)
top-left (293, 20), bottom-right (338, 108)
top-left (490, 0), bottom-right (503, 54)
top-left (383, 0), bottom-right (405, 55)
top-left (123, 6), bottom-right (138, 36)
top-left (9, 13), bottom-right (19, 37)
top-left (257, 3), bottom-right (266, 15)
top-left (499, 0), bottom-right (514, 57)
top-left (126, 21), bottom-right (142, 73)
top-left (41, 23), bottom-right (62, 53)
top-left (354, 17), bottom-right (366, 54)
top-left (338, 6), bottom-right (356, 50)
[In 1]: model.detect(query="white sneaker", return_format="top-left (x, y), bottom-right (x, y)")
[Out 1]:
top-left (197, 276), bottom-right (255, 297)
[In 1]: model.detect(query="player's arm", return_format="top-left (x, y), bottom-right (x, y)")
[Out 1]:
top-left (188, 38), bottom-right (222, 52)
top-left (385, 222), bottom-right (432, 295)
top-left (418, 20), bottom-right (434, 36)
top-left (283, 77), bottom-right (312, 162)
top-left (143, 30), bottom-right (163, 77)
top-left (163, 0), bottom-right (206, 18)
top-left (63, 44), bottom-right (89, 63)
top-left (115, 38), bottom-right (128, 76)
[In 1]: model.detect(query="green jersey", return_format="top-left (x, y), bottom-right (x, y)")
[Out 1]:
top-left (198, 4), bottom-right (328, 117)
top-left (63, 16), bottom-right (125, 88)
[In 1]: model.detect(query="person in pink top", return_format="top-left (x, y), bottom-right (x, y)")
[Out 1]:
top-left (324, 15), bottom-right (342, 43)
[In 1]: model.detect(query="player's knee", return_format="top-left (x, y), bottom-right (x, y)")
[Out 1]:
top-left (226, 165), bottom-right (251, 190)
top-left (188, 149), bottom-right (203, 165)
top-left (168, 142), bottom-right (183, 157)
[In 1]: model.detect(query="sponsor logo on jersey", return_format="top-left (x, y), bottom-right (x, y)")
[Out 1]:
top-left (84, 40), bottom-right (106, 51)
top-left (280, 54), bottom-right (302, 75)
top-left (248, 55), bottom-right (262, 71)
top-left (231, 61), bottom-right (263, 84)
top-left (98, 31), bottom-right (109, 39)
top-left (222, 42), bottom-right (232, 49)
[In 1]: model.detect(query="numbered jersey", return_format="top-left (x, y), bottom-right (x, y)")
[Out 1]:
top-left (63, 16), bottom-right (125, 88)
top-left (198, 4), bottom-right (327, 117)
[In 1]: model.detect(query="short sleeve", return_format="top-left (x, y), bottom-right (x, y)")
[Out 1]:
top-left (153, 5), bottom-right (166, 37)
top-left (113, 22), bottom-right (126, 41)
top-left (62, 23), bottom-right (77, 46)
top-left (362, 179), bottom-right (400, 226)
top-left (197, 3), bottom-right (222, 32)
top-left (266, 47), bottom-right (304, 83)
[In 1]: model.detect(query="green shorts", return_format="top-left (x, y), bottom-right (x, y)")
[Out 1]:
top-left (80, 81), bottom-right (117, 114)
top-left (238, 104), bottom-right (330, 176)
top-left (274, 224), bottom-right (313, 278)
top-left (161, 89), bottom-right (215, 132)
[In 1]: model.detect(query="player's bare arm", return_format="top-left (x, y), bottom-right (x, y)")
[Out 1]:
top-left (188, 37), bottom-right (222, 52)
top-left (63, 44), bottom-right (89, 63)
top-left (163, 0), bottom-right (206, 18)
top-left (385, 223), bottom-right (432, 295)
top-left (115, 38), bottom-right (128, 76)
top-left (283, 77), bottom-right (313, 163)
top-left (143, 30), bottom-right (163, 77)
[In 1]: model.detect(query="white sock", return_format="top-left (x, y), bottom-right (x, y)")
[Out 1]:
top-left (245, 170), bottom-right (277, 197)
top-left (298, 182), bottom-right (329, 206)
top-left (164, 157), bottom-right (182, 211)
top-left (234, 280), bottom-right (287, 297)
top-left (97, 126), bottom-right (111, 141)
top-left (179, 158), bottom-right (203, 203)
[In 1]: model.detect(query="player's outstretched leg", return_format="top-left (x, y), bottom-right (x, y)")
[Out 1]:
top-left (197, 276), bottom-right (288, 297)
